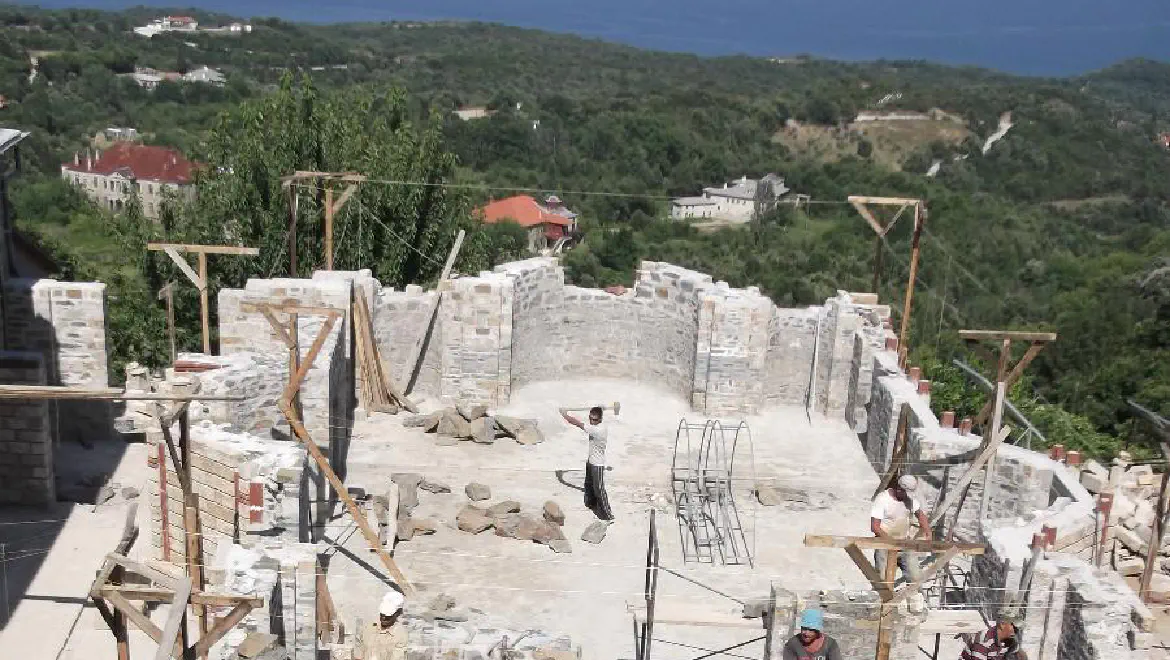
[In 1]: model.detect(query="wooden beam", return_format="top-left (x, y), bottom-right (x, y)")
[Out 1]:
top-left (191, 602), bottom-right (255, 657)
top-left (107, 554), bottom-right (183, 591)
top-left (400, 230), bottom-right (465, 395)
top-left (898, 202), bottom-right (924, 366)
top-left (847, 196), bottom-right (922, 206)
top-left (974, 341), bottom-right (1048, 427)
top-left (0, 386), bottom-right (246, 401)
top-left (1140, 442), bottom-right (1170, 602)
top-left (153, 575), bottom-right (191, 660)
top-left (844, 543), bottom-right (893, 600)
top-left (147, 243), bottom-right (260, 256)
top-left (324, 186), bottom-right (334, 271)
top-left (279, 171), bottom-right (366, 185)
top-left (100, 587), bottom-right (263, 608)
top-left (978, 382), bottom-right (1007, 523)
top-left (850, 199), bottom-right (885, 236)
top-left (957, 330), bottom-right (1058, 342)
top-left (161, 248), bottom-right (204, 291)
top-left (198, 252), bottom-right (210, 355)
top-left (159, 283), bottom-right (176, 365)
top-left (259, 307), bottom-right (295, 349)
top-left (928, 425), bottom-right (1013, 526)
top-left (107, 590), bottom-right (167, 646)
top-left (332, 183), bottom-right (359, 214)
top-left (803, 535), bottom-right (985, 555)
top-left (887, 548), bottom-right (962, 605)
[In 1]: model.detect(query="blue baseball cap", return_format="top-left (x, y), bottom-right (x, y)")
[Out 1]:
top-left (800, 608), bottom-right (824, 631)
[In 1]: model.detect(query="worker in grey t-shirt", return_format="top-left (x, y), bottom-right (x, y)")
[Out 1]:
top-left (559, 406), bottom-right (613, 521)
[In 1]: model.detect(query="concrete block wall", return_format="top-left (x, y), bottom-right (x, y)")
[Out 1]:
top-left (146, 421), bottom-right (306, 562)
top-left (3, 278), bottom-right (111, 444)
top-left (218, 277), bottom-right (351, 446)
top-left (0, 351), bottom-right (53, 505)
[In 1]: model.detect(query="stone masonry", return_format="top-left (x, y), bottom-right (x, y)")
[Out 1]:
top-left (0, 351), bottom-right (53, 505)
top-left (3, 278), bottom-right (111, 444)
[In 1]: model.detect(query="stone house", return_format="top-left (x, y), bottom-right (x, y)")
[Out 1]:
top-left (670, 173), bottom-right (789, 223)
top-left (61, 143), bottom-right (196, 219)
top-left (476, 194), bottom-right (578, 252)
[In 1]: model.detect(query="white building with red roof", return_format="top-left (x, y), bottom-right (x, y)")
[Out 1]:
top-left (61, 143), bottom-right (196, 219)
top-left (476, 194), bottom-right (579, 252)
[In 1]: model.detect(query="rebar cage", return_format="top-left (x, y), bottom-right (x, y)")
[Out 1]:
top-left (670, 418), bottom-right (754, 566)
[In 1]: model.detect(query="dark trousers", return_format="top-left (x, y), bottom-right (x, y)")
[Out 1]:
top-left (583, 462), bottom-right (613, 520)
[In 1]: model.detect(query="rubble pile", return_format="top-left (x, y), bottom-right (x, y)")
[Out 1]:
top-left (402, 404), bottom-right (545, 446)
top-left (455, 490), bottom-right (572, 553)
top-left (1076, 452), bottom-right (1170, 595)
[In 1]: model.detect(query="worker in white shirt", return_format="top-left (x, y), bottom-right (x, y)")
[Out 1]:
top-left (358, 591), bottom-right (409, 660)
top-left (870, 474), bottom-right (931, 612)
top-left (559, 405), bottom-right (613, 521)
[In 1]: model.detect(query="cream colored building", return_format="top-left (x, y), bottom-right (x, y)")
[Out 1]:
top-left (61, 144), bottom-right (195, 219)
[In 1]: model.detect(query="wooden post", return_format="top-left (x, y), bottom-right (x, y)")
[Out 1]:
top-left (289, 185), bottom-right (298, 277)
top-left (1140, 443), bottom-right (1170, 602)
top-left (159, 283), bottom-right (176, 364)
top-left (978, 381), bottom-right (1007, 524)
top-left (324, 186), bottom-right (334, 271)
top-left (875, 544), bottom-right (898, 660)
top-left (897, 202), bottom-right (924, 366)
top-left (400, 230), bottom-right (466, 395)
top-left (872, 235), bottom-right (884, 293)
top-left (147, 244), bottom-right (259, 356)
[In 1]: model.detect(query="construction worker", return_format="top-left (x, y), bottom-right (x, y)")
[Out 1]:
top-left (782, 609), bottom-right (843, 660)
top-left (870, 474), bottom-right (930, 612)
top-left (358, 590), bottom-right (409, 660)
top-left (559, 405), bottom-right (613, 521)
top-left (959, 615), bottom-right (1021, 660)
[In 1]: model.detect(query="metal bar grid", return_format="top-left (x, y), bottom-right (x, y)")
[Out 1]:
top-left (671, 419), bottom-right (754, 567)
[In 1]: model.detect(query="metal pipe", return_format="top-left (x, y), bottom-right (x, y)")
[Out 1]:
top-left (951, 359), bottom-right (1046, 444)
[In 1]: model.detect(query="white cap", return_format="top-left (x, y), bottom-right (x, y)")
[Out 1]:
top-left (379, 590), bottom-right (405, 616)
top-left (897, 475), bottom-right (918, 492)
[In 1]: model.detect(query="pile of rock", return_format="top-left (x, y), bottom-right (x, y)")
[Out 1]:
top-left (403, 405), bottom-right (544, 446)
top-left (385, 473), bottom-right (448, 543)
top-left (1076, 453), bottom-right (1170, 590)
top-left (456, 485), bottom-right (571, 553)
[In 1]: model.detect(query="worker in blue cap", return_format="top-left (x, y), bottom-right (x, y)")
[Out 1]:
top-left (783, 608), bottom-right (843, 660)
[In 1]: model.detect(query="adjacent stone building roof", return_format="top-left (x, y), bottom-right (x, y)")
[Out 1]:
top-left (61, 143), bottom-right (195, 184)
top-left (477, 195), bottom-right (577, 227)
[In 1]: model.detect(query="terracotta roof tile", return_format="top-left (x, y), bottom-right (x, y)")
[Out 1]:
top-left (476, 195), bottom-right (575, 227)
top-left (62, 143), bottom-right (195, 184)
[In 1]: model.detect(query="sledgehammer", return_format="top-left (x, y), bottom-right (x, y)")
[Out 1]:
top-left (559, 401), bottom-right (621, 416)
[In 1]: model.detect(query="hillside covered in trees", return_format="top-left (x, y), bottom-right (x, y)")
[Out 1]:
top-left (0, 6), bottom-right (1167, 457)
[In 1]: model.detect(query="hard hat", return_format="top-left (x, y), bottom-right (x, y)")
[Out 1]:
top-left (897, 475), bottom-right (918, 492)
top-left (799, 608), bottom-right (824, 631)
top-left (379, 590), bottom-right (405, 616)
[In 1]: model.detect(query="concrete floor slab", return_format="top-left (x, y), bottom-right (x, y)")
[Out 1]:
top-left (328, 379), bottom-right (881, 660)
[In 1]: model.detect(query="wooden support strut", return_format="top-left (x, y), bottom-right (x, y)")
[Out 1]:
top-left (146, 243), bottom-right (260, 355)
top-left (254, 304), bottom-right (413, 593)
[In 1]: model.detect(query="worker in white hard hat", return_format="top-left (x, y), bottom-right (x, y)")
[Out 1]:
top-left (358, 590), bottom-right (408, 660)
top-left (870, 474), bottom-right (931, 612)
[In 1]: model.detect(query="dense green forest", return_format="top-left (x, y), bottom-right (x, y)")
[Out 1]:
top-left (0, 5), bottom-right (1166, 458)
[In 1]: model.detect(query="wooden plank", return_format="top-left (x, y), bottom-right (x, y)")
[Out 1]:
top-left (975, 341), bottom-right (1047, 426)
top-left (978, 382), bottom-right (1007, 524)
top-left (280, 316), bottom-right (338, 407)
top-left (927, 425), bottom-right (1013, 526)
top-left (325, 186), bottom-right (334, 271)
top-left (147, 243), bottom-right (260, 256)
top-left (191, 602), bottom-right (255, 657)
top-left (844, 543), bottom-right (893, 601)
top-left (107, 590), bottom-right (167, 646)
top-left (260, 307), bottom-right (295, 348)
top-left (803, 535), bottom-right (985, 554)
top-left (279, 171), bottom-right (366, 185)
top-left (400, 230), bottom-right (465, 394)
top-left (847, 196), bottom-right (922, 206)
top-left (0, 386), bottom-right (245, 401)
top-left (332, 183), bottom-right (359, 214)
top-left (887, 548), bottom-right (962, 605)
top-left (109, 553), bottom-right (183, 591)
top-left (957, 330), bottom-right (1058, 342)
top-left (198, 252), bottom-right (210, 355)
top-left (850, 199), bottom-right (885, 235)
top-left (1140, 443), bottom-right (1170, 602)
top-left (354, 294), bottom-right (416, 413)
top-left (161, 248), bottom-right (205, 290)
top-left (154, 575), bottom-right (190, 660)
top-left (101, 587), bottom-right (262, 608)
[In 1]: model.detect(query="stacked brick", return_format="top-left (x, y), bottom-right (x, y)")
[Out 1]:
top-left (0, 351), bottom-right (53, 505)
top-left (146, 421), bottom-right (305, 562)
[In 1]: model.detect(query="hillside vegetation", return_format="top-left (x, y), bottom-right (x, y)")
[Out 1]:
top-left (0, 6), bottom-right (1166, 457)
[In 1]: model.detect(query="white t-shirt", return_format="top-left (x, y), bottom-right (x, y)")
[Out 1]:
top-left (584, 422), bottom-right (608, 467)
top-left (870, 490), bottom-right (921, 538)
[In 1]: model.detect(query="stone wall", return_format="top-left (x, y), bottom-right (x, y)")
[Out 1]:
top-left (175, 352), bottom-right (287, 437)
top-left (3, 278), bottom-right (110, 444)
top-left (762, 308), bottom-right (819, 409)
top-left (147, 421), bottom-right (306, 562)
top-left (0, 351), bottom-right (53, 506)
top-left (767, 586), bottom-right (923, 660)
top-left (218, 276), bottom-right (352, 446)
top-left (207, 541), bottom-right (319, 660)
top-left (373, 285), bottom-right (442, 399)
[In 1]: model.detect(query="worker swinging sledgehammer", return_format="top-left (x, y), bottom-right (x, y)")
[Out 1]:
top-left (559, 405), bottom-right (614, 521)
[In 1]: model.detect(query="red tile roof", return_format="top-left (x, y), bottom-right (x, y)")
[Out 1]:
top-left (476, 195), bottom-right (574, 228)
top-left (62, 143), bottom-right (195, 184)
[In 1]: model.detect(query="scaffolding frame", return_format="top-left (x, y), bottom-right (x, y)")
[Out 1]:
top-left (670, 419), bottom-right (754, 567)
